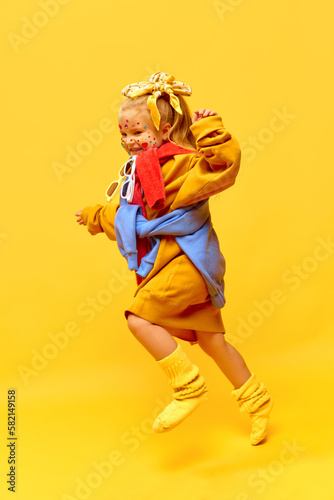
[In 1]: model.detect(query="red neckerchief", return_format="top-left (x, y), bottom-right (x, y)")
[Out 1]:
top-left (130, 142), bottom-right (194, 284)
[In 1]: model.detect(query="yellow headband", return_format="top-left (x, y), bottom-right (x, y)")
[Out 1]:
top-left (121, 72), bottom-right (192, 130)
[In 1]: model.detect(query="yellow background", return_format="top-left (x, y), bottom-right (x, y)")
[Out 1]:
top-left (1, 0), bottom-right (333, 499)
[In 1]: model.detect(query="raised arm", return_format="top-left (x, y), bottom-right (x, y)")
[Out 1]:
top-left (171, 113), bottom-right (241, 209)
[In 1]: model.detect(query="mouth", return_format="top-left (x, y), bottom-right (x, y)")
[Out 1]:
top-left (130, 148), bottom-right (144, 155)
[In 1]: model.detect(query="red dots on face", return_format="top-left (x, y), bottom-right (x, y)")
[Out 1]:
top-left (142, 142), bottom-right (148, 148)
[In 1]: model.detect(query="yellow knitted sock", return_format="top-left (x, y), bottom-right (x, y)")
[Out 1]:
top-left (153, 345), bottom-right (208, 433)
top-left (232, 373), bottom-right (273, 445)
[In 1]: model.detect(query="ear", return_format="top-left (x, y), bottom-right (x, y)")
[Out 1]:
top-left (161, 122), bottom-right (172, 140)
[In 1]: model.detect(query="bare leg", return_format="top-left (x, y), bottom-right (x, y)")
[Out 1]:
top-left (196, 330), bottom-right (273, 445)
top-left (196, 330), bottom-right (251, 389)
top-left (127, 313), bottom-right (177, 360)
top-left (127, 316), bottom-right (250, 388)
top-left (127, 316), bottom-right (271, 441)
top-left (127, 313), bottom-right (208, 432)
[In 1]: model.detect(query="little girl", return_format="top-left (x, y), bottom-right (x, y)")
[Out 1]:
top-left (75, 72), bottom-right (273, 445)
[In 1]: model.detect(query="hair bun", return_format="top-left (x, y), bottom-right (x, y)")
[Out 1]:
top-left (122, 72), bottom-right (192, 130)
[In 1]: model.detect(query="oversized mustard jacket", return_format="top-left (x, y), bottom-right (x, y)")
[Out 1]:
top-left (81, 115), bottom-right (241, 337)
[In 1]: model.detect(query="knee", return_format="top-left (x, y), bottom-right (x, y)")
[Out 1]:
top-left (127, 313), bottom-right (148, 337)
top-left (197, 331), bottom-right (226, 354)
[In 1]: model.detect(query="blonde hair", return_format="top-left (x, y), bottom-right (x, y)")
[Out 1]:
top-left (119, 94), bottom-right (197, 151)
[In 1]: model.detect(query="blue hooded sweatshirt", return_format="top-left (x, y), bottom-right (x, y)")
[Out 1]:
top-left (114, 198), bottom-right (226, 309)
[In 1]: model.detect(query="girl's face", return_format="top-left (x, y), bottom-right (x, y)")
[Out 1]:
top-left (118, 108), bottom-right (170, 156)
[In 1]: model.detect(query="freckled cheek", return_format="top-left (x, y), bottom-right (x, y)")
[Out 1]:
top-left (136, 133), bottom-right (151, 148)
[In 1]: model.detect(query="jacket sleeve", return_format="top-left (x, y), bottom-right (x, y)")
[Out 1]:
top-left (171, 115), bottom-right (241, 209)
top-left (81, 194), bottom-right (119, 241)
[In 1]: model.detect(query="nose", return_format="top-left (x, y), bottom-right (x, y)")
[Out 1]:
top-left (123, 134), bottom-right (137, 147)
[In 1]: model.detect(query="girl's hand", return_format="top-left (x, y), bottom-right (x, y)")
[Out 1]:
top-left (192, 109), bottom-right (218, 124)
top-left (75, 209), bottom-right (86, 226)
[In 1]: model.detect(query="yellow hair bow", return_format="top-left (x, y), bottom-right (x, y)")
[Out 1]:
top-left (121, 72), bottom-right (192, 130)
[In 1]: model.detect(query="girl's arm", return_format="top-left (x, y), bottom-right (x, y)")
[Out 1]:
top-left (171, 112), bottom-right (241, 209)
top-left (75, 194), bottom-right (119, 241)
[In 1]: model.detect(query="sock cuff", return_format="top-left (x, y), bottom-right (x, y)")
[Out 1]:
top-left (157, 345), bottom-right (196, 385)
top-left (232, 374), bottom-right (271, 412)
top-left (231, 373), bottom-right (256, 399)
top-left (157, 345), bottom-right (185, 368)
